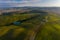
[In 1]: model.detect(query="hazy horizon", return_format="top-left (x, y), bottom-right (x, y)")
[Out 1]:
top-left (0, 0), bottom-right (60, 8)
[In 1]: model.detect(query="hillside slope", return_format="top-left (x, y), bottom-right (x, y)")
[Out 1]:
top-left (0, 10), bottom-right (60, 40)
top-left (35, 12), bottom-right (60, 40)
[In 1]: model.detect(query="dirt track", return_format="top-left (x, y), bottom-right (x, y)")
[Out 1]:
top-left (24, 12), bottom-right (48, 40)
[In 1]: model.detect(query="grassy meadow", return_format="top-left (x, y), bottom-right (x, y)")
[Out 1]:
top-left (0, 10), bottom-right (60, 40)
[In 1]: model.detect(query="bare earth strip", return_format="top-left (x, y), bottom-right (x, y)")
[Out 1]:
top-left (24, 13), bottom-right (48, 40)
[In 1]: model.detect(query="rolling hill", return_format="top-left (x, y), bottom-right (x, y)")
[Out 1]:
top-left (0, 9), bottom-right (60, 40)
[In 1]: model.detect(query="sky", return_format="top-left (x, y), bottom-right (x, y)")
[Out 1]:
top-left (0, 0), bottom-right (60, 7)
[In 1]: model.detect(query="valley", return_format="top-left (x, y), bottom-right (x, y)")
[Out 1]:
top-left (0, 8), bottom-right (60, 40)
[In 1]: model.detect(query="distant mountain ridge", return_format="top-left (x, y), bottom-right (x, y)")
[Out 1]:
top-left (0, 7), bottom-right (60, 14)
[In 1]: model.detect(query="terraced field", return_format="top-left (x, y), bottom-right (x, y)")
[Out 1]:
top-left (0, 10), bottom-right (60, 40)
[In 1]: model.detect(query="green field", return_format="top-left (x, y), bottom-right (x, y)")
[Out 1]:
top-left (35, 13), bottom-right (60, 40)
top-left (0, 11), bottom-right (60, 40)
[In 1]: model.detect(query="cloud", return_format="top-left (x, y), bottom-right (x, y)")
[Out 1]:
top-left (0, 0), bottom-right (60, 7)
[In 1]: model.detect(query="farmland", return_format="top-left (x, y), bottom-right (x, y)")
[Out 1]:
top-left (0, 9), bottom-right (60, 40)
